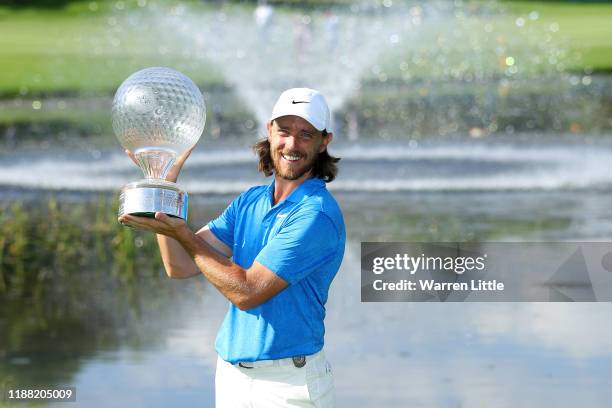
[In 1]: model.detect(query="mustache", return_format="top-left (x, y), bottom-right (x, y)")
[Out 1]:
top-left (278, 150), bottom-right (304, 157)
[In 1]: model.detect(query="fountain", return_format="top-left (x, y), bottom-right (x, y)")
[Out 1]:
top-left (127, 0), bottom-right (607, 138)
top-left (1, 0), bottom-right (611, 195)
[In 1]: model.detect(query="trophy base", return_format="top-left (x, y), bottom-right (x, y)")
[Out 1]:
top-left (119, 179), bottom-right (188, 220)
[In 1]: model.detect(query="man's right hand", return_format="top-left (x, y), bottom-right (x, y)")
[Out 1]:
top-left (125, 146), bottom-right (195, 183)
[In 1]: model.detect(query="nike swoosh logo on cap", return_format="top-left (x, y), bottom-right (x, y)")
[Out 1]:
top-left (291, 100), bottom-right (310, 104)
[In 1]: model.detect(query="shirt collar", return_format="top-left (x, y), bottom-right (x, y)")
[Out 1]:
top-left (267, 177), bottom-right (325, 205)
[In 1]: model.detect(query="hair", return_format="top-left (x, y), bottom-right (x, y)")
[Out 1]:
top-left (252, 128), bottom-right (341, 183)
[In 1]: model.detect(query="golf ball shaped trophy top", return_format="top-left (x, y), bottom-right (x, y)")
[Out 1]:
top-left (112, 67), bottom-right (206, 220)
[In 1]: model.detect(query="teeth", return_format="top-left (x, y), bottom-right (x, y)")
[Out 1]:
top-left (282, 153), bottom-right (301, 161)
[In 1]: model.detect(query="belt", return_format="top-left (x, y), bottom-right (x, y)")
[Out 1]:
top-left (236, 355), bottom-right (309, 369)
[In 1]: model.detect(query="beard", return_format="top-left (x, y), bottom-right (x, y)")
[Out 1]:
top-left (272, 148), bottom-right (319, 181)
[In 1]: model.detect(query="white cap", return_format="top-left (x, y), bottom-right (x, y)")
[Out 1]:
top-left (269, 88), bottom-right (331, 132)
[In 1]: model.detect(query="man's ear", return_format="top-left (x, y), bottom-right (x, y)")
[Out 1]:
top-left (319, 132), bottom-right (333, 152)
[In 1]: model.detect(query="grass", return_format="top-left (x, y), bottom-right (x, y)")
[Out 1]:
top-left (0, 1), bottom-right (225, 98)
top-left (0, 0), bottom-right (610, 140)
top-left (373, 1), bottom-right (612, 84)
top-left (501, 1), bottom-right (612, 72)
top-left (0, 1), bottom-right (254, 145)
top-left (0, 1), bottom-right (611, 98)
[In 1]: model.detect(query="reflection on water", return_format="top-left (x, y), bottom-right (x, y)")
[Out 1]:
top-left (3, 138), bottom-right (612, 406)
top-left (64, 287), bottom-right (224, 408)
top-left (42, 240), bottom-right (612, 407)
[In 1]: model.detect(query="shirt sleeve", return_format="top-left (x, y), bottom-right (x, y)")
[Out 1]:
top-left (255, 209), bottom-right (339, 285)
top-left (207, 194), bottom-right (241, 250)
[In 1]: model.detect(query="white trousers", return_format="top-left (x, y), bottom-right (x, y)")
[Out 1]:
top-left (215, 351), bottom-right (335, 408)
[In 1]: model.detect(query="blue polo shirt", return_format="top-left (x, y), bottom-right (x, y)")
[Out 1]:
top-left (207, 177), bottom-right (345, 364)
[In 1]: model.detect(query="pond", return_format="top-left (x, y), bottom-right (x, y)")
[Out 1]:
top-left (3, 136), bottom-right (612, 407)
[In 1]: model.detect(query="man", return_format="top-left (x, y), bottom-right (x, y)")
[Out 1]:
top-left (119, 88), bottom-right (346, 408)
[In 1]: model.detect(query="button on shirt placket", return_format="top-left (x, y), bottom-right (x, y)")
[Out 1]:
top-left (263, 184), bottom-right (292, 243)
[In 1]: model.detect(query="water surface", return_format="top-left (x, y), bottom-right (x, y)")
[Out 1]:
top-left (3, 136), bottom-right (612, 407)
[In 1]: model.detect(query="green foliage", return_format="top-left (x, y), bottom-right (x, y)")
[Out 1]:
top-left (0, 196), bottom-right (163, 301)
top-left (0, 196), bottom-right (195, 389)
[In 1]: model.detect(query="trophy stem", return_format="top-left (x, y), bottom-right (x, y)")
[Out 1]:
top-left (135, 149), bottom-right (176, 180)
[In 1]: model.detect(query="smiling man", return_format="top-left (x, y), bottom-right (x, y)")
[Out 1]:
top-left (119, 88), bottom-right (345, 408)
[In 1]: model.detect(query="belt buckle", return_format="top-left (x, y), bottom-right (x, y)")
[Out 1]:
top-left (238, 357), bottom-right (306, 369)
top-left (292, 356), bottom-right (306, 368)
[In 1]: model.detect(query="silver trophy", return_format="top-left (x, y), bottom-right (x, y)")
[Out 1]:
top-left (112, 67), bottom-right (206, 220)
